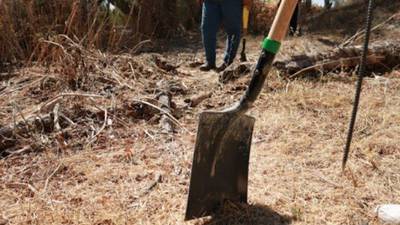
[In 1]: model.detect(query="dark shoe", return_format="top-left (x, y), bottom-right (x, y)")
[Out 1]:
top-left (297, 27), bottom-right (302, 37)
top-left (216, 63), bottom-right (229, 73)
top-left (199, 63), bottom-right (216, 71)
top-left (289, 28), bottom-right (295, 36)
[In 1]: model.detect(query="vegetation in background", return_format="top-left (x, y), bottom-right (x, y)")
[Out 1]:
top-left (0, 0), bottom-right (390, 67)
top-left (0, 0), bottom-right (200, 66)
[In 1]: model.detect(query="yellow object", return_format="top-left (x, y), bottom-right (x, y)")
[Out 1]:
top-left (242, 6), bottom-right (250, 30)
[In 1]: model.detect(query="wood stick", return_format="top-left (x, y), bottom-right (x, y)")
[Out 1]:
top-left (43, 163), bottom-right (63, 193)
top-left (185, 92), bottom-right (213, 107)
top-left (274, 40), bottom-right (400, 76)
top-left (289, 55), bottom-right (384, 78)
top-left (132, 99), bottom-right (190, 133)
top-left (157, 92), bottom-right (174, 133)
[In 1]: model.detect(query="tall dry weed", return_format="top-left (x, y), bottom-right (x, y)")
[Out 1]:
top-left (0, 0), bottom-right (194, 67)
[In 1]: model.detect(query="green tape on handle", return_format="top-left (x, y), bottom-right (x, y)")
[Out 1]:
top-left (262, 38), bottom-right (281, 54)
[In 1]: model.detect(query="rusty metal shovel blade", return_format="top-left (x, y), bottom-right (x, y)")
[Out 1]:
top-left (185, 111), bottom-right (255, 220)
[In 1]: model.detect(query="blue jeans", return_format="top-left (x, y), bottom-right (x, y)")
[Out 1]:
top-left (201, 0), bottom-right (242, 66)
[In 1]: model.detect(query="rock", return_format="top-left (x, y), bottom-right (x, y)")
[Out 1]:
top-left (375, 204), bottom-right (400, 225)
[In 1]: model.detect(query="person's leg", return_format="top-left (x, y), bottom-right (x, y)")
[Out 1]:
top-left (220, 0), bottom-right (242, 67)
top-left (289, 2), bottom-right (299, 35)
top-left (201, 0), bottom-right (222, 70)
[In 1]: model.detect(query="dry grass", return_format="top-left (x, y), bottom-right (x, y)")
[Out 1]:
top-left (1, 32), bottom-right (399, 225)
top-left (0, 0), bottom-right (197, 66)
top-left (1, 2), bottom-right (400, 224)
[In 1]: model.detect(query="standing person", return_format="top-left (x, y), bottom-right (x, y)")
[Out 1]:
top-left (198, 0), bottom-right (253, 72)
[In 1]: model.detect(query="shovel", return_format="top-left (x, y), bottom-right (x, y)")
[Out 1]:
top-left (185, 0), bottom-right (298, 220)
top-left (240, 6), bottom-right (250, 62)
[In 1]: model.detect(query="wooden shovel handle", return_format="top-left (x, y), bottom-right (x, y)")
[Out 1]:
top-left (269, 0), bottom-right (298, 42)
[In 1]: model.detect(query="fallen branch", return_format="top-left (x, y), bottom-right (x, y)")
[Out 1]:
top-left (184, 92), bottom-right (213, 107)
top-left (39, 92), bottom-right (104, 112)
top-left (157, 92), bottom-right (174, 133)
top-left (5, 182), bottom-right (39, 195)
top-left (132, 99), bottom-right (189, 133)
top-left (87, 107), bottom-right (108, 144)
top-left (43, 163), bottom-right (63, 193)
top-left (5, 145), bottom-right (31, 157)
top-left (289, 55), bottom-right (385, 79)
top-left (131, 173), bottom-right (162, 203)
top-left (274, 40), bottom-right (400, 76)
top-left (219, 62), bottom-right (252, 83)
top-left (142, 173), bottom-right (162, 197)
top-left (0, 113), bottom-right (67, 154)
top-left (0, 72), bottom-right (17, 81)
top-left (53, 103), bottom-right (61, 131)
top-left (129, 40), bottom-right (152, 54)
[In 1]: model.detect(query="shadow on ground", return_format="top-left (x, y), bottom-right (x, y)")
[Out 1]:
top-left (201, 203), bottom-right (292, 225)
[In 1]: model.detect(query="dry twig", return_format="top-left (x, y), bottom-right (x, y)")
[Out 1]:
top-left (132, 99), bottom-right (190, 133)
top-left (340, 12), bottom-right (400, 47)
top-left (43, 163), bottom-right (63, 193)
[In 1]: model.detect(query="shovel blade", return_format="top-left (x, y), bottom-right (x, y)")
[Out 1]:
top-left (185, 111), bottom-right (255, 220)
